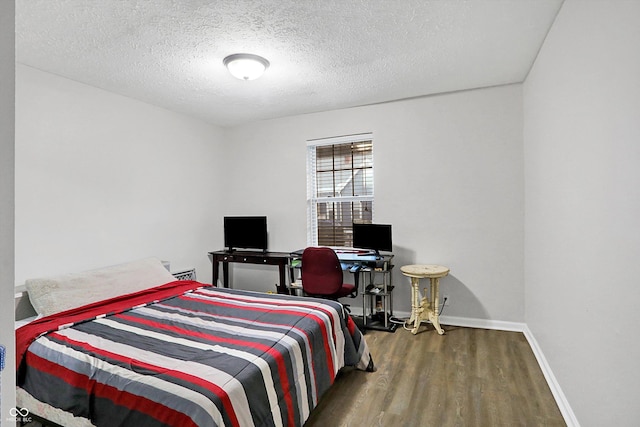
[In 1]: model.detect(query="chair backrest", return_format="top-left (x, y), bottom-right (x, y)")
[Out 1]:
top-left (301, 247), bottom-right (344, 296)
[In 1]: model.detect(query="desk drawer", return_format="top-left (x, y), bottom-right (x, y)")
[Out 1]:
top-left (221, 255), bottom-right (284, 266)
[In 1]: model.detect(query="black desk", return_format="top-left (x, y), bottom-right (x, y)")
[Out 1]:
top-left (208, 250), bottom-right (291, 294)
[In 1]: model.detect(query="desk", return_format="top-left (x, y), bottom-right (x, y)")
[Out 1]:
top-left (208, 250), bottom-right (291, 294)
top-left (289, 249), bottom-right (389, 291)
top-left (335, 251), bottom-right (385, 292)
top-left (401, 264), bottom-right (450, 335)
top-left (290, 249), bottom-right (396, 331)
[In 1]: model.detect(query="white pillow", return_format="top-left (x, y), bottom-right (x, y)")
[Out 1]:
top-left (25, 257), bottom-right (177, 317)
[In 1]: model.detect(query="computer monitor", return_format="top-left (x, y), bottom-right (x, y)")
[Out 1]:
top-left (352, 223), bottom-right (392, 257)
top-left (223, 216), bottom-right (268, 252)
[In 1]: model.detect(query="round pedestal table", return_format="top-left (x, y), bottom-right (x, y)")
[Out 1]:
top-left (400, 264), bottom-right (450, 335)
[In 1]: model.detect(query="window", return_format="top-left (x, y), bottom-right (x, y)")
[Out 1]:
top-left (307, 133), bottom-right (374, 247)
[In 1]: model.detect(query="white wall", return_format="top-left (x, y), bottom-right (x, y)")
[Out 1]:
top-left (223, 85), bottom-right (524, 320)
top-left (15, 65), bottom-right (225, 286)
top-left (0, 1), bottom-right (15, 423)
top-left (524, 1), bottom-right (640, 425)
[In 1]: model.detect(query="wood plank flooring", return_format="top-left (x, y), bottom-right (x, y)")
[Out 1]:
top-left (304, 324), bottom-right (566, 427)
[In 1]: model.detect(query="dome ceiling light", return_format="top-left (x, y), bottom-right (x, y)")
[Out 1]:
top-left (223, 53), bottom-right (270, 81)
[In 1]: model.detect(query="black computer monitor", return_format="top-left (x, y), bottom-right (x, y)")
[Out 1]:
top-left (223, 216), bottom-right (268, 252)
top-left (352, 223), bottom-right (392, 257)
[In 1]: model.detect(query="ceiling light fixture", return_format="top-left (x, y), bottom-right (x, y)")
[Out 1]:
top-left (223, 53), bottom-right (270, 81)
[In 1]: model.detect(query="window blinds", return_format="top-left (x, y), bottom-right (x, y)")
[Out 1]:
top-left (307, 133), bottom-right (374, 247)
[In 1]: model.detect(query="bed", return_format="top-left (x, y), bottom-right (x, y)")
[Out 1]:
top-left (16, 258), bottom-right (374, 427)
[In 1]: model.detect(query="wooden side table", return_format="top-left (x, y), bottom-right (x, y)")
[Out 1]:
top-left (400, 264), bottom-right (450, 335)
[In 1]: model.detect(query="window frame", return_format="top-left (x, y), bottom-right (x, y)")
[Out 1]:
top-left (306, 133), bottom-right (374, 247)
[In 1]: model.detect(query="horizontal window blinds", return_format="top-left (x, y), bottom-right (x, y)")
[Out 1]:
top-left (307, 133), bottom-right (374, 247)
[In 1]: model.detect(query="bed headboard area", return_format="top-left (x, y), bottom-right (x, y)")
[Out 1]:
top-left (15, 257), bottom-right (176, 321)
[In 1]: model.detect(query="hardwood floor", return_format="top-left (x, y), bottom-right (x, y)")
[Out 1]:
top-left (304, 324), bottom-right (566, 427)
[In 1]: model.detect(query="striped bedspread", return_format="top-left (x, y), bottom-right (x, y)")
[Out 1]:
top-left (16, 281), bottom-right (374, 427)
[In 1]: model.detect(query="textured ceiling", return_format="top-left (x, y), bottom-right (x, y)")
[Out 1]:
top-left (16, 0), bottom-right (563, 128)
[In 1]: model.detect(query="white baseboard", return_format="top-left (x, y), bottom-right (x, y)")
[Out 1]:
top-left (355, 310), bottom-right (579, 427)
top-left (522, 325), bottom-right (580, 427)
top-left (439, 314), bottom-right (526, 332)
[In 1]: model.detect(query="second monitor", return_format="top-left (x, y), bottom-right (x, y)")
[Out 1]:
top-left (352, 223), bottom-right (392, 258)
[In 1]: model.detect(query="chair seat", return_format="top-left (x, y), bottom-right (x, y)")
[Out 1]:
top-left (334, 283), bottom-right (356, 298)
top-left (307, 282), bottom-right (356, 299)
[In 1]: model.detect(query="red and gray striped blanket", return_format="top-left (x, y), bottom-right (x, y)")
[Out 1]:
top-left (16, 281), bottom-right (374, 427)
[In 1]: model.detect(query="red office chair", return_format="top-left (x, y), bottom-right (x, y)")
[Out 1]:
top-left (301, 247), bottom-right (357, 301)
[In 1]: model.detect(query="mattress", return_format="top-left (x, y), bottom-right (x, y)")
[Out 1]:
top-left (16, 281), bottom-right (373, 427)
